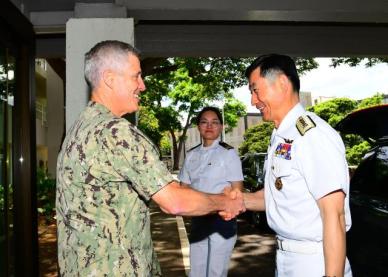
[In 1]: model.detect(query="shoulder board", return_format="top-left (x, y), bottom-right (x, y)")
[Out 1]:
top-left (219, 141), bottom-right (234, 150)
top-left (187, 143), bottom-right (201, 152)
top-left (296, 115), bottom-right (316, 136)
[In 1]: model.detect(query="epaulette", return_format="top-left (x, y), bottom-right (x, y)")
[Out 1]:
top-left (219, 141), bottom-right (234, 150)
top-left (296, 115), bottom-right (316, 136)
top-left (187, 143), bottom-right (201, 152)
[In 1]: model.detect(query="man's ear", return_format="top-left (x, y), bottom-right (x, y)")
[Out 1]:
top-left (279, 74), bottom-right (292, 94)
top-left (102, 69), bottom-right (115, 90)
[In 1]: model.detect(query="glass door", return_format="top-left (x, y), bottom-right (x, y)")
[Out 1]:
top-left (0, 44), bottom-right (15, 277)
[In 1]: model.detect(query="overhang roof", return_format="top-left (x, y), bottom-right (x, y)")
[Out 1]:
top-left (10, 0), bottom-right (388, 58)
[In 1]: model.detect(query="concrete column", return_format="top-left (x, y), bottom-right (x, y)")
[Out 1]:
top-left (46, 63), bottom-right (64, 177)
top-left (66, 18), bottom-right (134, 131)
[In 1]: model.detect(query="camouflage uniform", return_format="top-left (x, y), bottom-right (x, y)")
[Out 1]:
top-left (56, 101), bottom-right (173, 276)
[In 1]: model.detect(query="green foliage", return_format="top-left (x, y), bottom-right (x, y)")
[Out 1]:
top-left (309, 95), bottom-right (383, 165)
top-left (241, 94), bottom-right (383, 166)
top-left (331, 57), bottom-right (388, 68)
top-left (224, 98), bottom-right (247, 133)
top-left (137, 107), bottom-right (163, 147)
top-left (0, 184), bottom-right (3, 210)
top-left (160, 133), bottom-right (172, 155)
top-left (36, 168), bottom-right (56, 220)
top-left (239, 122), bottom-right (274, 156)
top-left (307, 98), bottom-right (357, 126)
top-left (346, 141), bottom-right (371, 166)
top-left (294, 58), bottom-right (319, 75)
top-left (0, 183), bottom-right (13, 212)
top-left (140, 57), bottom-right (252, 169)
top-left (139, 56), bottom-right (320, 169)
top-left (357, 93), bottom-right (384, 110)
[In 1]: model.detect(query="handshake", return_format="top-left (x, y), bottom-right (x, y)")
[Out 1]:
top-left (219, 187), bottom-right (246, 221)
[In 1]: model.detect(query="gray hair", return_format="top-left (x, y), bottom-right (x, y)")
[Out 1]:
top-left (84, 40), bottom-right (140, 89)
top-left (262, 68), bottom-right (283, 85)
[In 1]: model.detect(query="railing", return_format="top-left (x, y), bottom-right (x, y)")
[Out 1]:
top-left (35, 59), bottom-right (47, 71)
top-left (36, 101), bottom-right (47, 127)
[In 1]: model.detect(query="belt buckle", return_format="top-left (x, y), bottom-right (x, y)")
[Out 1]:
top-left (277, 239), bottom-right (284, 251)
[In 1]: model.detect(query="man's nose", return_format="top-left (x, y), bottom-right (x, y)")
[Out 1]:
top-left (251, 92), bottom-right (257, 106)
top-left (138, 77), bottom-right (146, 92)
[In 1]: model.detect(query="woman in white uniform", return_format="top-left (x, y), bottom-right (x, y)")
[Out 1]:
top-left (179, 107), bottom-right (244, 277)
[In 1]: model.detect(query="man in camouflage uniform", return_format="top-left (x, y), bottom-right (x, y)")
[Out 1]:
top-left (56, 40), bottom-right (245, 276)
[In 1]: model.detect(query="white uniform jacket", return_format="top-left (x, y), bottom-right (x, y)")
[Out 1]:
top-left (265, 103), bottom-right (352, 242)
top-left (179, 139), bottom-right (243, 194)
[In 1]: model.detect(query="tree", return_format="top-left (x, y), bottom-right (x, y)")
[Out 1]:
top-left (308, 95), bottom-right (383, 165)
top-left (139, 57), bottom-right (319, 170)
top-left (307, 98), bottom-right (357, 127)
top-left (240, 93), bottom-right (383, 166)
top-left (239, 122), bottom-right (274, 156)
top-left (357, 93), bottom-right (383, 110)
top-left (331, 57), bottom-right (388, 68)
top-left (140, 57), bottom-right (251, 169)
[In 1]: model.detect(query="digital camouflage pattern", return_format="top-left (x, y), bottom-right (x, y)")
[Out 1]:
top-left (56, 101), bottom-right (174, 276)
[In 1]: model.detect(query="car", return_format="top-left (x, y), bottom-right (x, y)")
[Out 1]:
top-left (240, 153), bottom-right (269, 229)
top-left (335, 104), bottom-right (388, 276)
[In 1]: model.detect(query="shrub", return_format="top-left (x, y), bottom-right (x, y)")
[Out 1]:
top-left (36, 168), bottom-right (56, 222)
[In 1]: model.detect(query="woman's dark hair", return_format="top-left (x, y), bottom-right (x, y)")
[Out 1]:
top-left (196, 106), bottom-right (223, 125)
top-left (245, 54), bottom-right (300, 93)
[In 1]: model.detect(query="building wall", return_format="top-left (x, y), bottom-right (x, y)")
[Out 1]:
top-left (46, 63), bottom-right (64, 177)
top-left (300, 91), bottom-right (313, 108)
top-left (312, 95), bottom-right (335, 105)
top-left (382, 94), bottom-right (388, 104)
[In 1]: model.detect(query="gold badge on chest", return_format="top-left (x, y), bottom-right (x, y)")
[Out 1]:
top-left (275, 177), bottom-right (283, 190)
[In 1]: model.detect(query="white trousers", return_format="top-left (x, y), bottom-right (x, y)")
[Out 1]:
top-left (275, 247), bottom-right (352, 277)
top-left (189, 231), bottom-right (237, 277)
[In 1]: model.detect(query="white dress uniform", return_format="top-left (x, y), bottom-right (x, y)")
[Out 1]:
top-left (179, 139), bottom-right (243, 277)
top-left (264, 103), bottom-right (352, 277)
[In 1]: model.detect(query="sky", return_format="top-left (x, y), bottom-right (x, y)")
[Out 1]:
top-left (234, 58), bottom-right (388, 113)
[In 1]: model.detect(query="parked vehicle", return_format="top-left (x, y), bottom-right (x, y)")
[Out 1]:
top-left (336, 104), bottom-right (388, 276)
top-left (240, 153), bottom-right (269, 229)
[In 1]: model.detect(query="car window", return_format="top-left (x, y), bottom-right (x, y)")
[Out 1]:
top-left (351, 145), bottom-right (388, 199)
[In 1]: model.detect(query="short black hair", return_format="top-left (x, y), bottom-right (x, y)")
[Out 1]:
top-left (245, 54), bottom-right (300, 93)
top-left (196, 106), bottom-right (223, 125)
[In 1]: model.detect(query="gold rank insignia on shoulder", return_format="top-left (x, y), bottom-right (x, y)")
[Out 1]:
top-left (275, 177), bottom-right (283, 190)
top-left (296, 115), bottom-right (316, 136)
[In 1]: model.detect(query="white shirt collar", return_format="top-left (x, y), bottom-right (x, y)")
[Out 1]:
top-left (274, 103), bottom-right (305, 140)
top-left (200, 138), bottom-right (220, 151)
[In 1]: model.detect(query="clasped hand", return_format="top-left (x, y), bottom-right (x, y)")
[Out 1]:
top-left (219, 187), bottom-right (246, 221)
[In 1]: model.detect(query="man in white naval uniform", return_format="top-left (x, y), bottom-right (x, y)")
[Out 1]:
top-left (240, 54), bottom-right (352, 277)
top-left (179, 107), bottom-right (243, 277)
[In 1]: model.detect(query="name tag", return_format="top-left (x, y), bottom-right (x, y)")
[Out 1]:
top-left (274, 143), bottom-right (292, 160)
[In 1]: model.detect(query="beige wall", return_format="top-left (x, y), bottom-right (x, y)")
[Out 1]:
top-left (46, 63), bottom-right (64, 177)
top-left (66, 18), bottom-right (134, 131)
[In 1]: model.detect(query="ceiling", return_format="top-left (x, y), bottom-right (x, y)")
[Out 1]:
top-left (10, 0), bottom-right (388, 58)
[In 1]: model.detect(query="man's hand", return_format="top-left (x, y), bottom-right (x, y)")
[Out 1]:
top-left (219, 187), bottom-right (245, 220)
